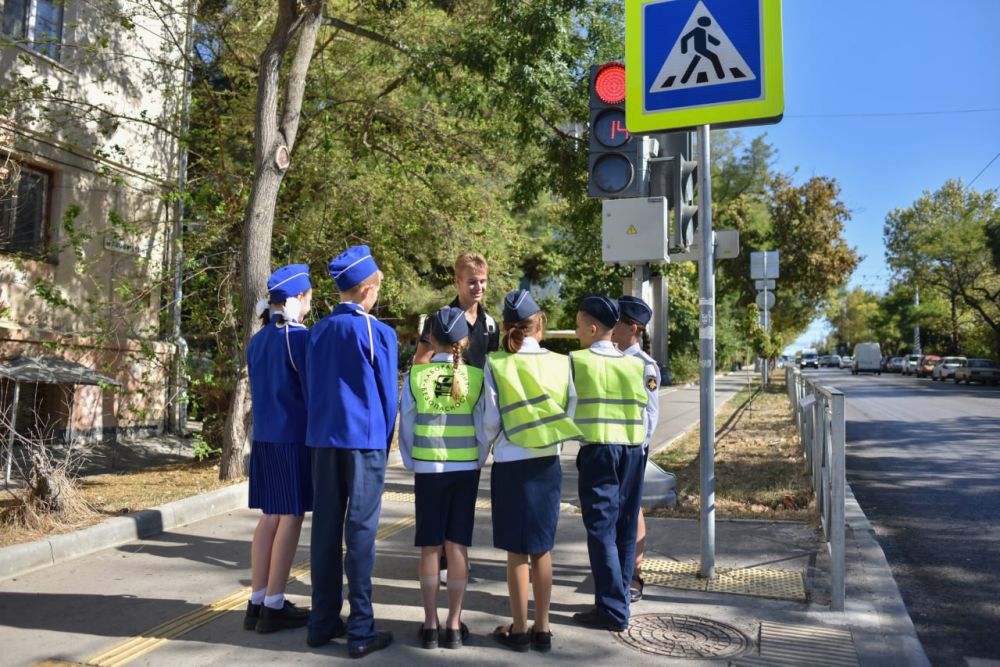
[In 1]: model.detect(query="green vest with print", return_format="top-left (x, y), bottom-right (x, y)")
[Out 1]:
top-left (410, 363), bottom-right (484, 462)
top-left (488, 351), bottom-right (583, 448)
top-left (570, 350), bottom-right (647, 445)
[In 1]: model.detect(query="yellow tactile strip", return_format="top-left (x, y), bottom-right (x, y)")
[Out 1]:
top-left (642, 559), bottom-right (807, 602)
top-left (54, 515), bottom-right (417, 667)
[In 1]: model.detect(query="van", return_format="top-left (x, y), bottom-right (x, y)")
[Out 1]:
top-left (852, 342), bottom-right (882, 375)
top-left (798, 349), bottom-right (819, 369)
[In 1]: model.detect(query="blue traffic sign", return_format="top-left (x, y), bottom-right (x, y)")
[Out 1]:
top-left (625, 0), bottom-right (783, 133)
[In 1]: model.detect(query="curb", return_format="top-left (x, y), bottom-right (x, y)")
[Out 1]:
top-left (841, 481), bottom-right (931, 666)
top-left (0, 481), bottom-right (248, 582)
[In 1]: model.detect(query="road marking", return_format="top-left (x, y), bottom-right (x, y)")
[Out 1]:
top-left (49, 514), bottom-right (418, 667)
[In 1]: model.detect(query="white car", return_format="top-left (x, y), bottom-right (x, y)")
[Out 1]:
top-left (901, 354), bottom-right (922, 376)
top-left (931, 357), bottom-right (967, 381)
top-left (839, 355), bottom-right (853, 369)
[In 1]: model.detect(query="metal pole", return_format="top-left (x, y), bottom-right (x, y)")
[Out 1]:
top-left (169, 0), bottom-right (196, 434)
top-left (697, 124), bottom-right (715, 579)
top-left (830, 389), bottom-right (846, 611)
top-left (5, 382), bottom-right (20, 487)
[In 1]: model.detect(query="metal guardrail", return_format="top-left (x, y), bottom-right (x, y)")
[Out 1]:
top-left (786, 366), bottom-right (846, 611)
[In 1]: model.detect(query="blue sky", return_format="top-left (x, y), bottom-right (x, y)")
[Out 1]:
top-left (724, 0), bottom-right (1000, 352)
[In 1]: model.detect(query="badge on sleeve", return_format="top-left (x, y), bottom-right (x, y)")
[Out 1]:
top-left (646, 375), bottom-right (658, 392)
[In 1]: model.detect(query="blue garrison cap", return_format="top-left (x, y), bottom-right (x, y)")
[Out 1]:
top-left (329, 245), bottom-right (379, 291)
top-left (503, 289), bottom-right (540, 323)
top-left (267, 263), bottom-right (311, 301)
top-left (618, 295), bottom-right (652, 326)
top-left (429, 306), bottom-right (469, 344)
top-left (579, 295), bottom-right (619, 329)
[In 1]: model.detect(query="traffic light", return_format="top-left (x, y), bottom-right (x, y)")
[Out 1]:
top-left (671, 154), bottom-right (698, 250)
top-left (588, 62), bottom-right (651, 199)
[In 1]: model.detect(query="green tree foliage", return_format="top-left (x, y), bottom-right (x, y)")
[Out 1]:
top-left (884, 180), bottom-right (1000, 357)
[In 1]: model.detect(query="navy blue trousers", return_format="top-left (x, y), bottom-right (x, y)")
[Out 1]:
top-left (309, 448), bottom-right (386, 649)
top-left (577, 444), bottom-right (645, 628)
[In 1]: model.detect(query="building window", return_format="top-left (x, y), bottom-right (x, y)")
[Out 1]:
top-left (0, 163), bottom-right (51, 256)
top-left (1, 0), bottom-right (64, 60)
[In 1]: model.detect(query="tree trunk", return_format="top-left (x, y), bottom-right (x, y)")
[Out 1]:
top-left (219, 0), bottom-right (323, 481)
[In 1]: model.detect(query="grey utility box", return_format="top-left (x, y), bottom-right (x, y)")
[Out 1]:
top-left (602, 197), bottom-right (669, 265)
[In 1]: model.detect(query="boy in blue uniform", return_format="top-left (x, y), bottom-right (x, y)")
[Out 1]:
top-left (305, 245), bottom-right (397, 658)
top-left (570, 296), bottom-right (651, 632)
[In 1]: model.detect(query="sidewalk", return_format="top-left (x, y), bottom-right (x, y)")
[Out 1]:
top-left (0, 372), bottom-right (928, 666)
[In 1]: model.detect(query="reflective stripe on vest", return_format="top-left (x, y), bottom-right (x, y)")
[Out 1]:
top-left (410, 363), bottom-right (484, 462)
top-left (570, 350), bottom-right (647, 445)
top-left (488, 351), bottom-right (582, 448)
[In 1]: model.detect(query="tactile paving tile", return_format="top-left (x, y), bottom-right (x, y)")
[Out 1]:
top-left (642, 559), bottom-right (806, 601)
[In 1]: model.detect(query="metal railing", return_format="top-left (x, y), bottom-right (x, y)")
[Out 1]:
top-left (786, 366), bottom-right (846, 611)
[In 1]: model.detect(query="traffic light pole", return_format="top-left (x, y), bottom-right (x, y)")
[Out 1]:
top-left (697, 124), bottom-right (716, 580)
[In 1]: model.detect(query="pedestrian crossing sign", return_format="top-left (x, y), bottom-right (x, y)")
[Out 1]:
top-left (625, 0), bottom-right (783, 133)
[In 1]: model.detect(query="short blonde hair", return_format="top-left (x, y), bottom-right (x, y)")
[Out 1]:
top-left (340, 270), bottom-right (382, 298)
top-left (454, 252), bottom-right (488, 276)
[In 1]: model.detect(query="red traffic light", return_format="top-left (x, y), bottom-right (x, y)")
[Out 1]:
top-left (594, 62), bottom-right (626, 105)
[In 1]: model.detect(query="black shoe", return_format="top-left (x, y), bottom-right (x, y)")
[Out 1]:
top-left (306, 621), bottom-right (347, 648)
top-left (571, 608), bottom-right (627, 632)
top-left (243, 602), bottom-right (261, 631)
top-left (530, 627), bottom-right (552, 653)
top-left (256, 599), bottom-right (310, 633)
top-left (630, 574), bottom-right (644, 604)
top-left (418, 625), bottom-right (438, 649)
top-left (492, 624), bottom-right (530, 652)
top-left (443, 622), bottom-right (469, 649)
top-left (349, 630), bottom-right (393, 659)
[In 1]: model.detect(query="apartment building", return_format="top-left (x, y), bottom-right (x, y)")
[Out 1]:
top-left (1, 0), bottom-right (187, 441)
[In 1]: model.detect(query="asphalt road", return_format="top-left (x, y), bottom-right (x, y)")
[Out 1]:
top-left (801, 366), bottom-right (1000, 666)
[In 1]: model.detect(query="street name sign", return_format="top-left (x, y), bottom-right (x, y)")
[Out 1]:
top-left (625, 0), bottom-right (784, 133)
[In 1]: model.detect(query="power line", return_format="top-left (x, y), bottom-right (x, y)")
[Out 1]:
top-left (968, 150), bottom-right (1000, 188)
top-left (786, 107), bottom-right (1000, 119)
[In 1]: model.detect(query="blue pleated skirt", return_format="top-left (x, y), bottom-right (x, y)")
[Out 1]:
top-left (248, 440), bottom-right (313, 516)
top-left (490, 455), bottom-right (562, 554)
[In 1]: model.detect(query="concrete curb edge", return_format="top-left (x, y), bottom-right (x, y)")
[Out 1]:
top-left (0, 481), bottom-right (248, 582)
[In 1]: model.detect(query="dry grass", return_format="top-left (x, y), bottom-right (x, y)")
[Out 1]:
top-left (649, 374), bottom-right (816, 522)
top-left (1, 459), bottom-right (240, 548)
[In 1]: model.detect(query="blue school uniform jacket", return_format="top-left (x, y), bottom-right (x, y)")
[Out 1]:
top-left (305, 302), bottom-right (398, 449)
top-left (246, 315), bottom-right (309, 444)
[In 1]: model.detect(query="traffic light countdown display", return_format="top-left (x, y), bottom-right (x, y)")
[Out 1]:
top-left (589, 63), bottom-right (650, 199)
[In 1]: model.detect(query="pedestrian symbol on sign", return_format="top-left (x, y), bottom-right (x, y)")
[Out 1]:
top-left (649, 0), bottom-right (756, 93)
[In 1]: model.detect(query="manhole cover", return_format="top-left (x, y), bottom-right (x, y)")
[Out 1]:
top-left (615, 613), bottom-right (753, 659)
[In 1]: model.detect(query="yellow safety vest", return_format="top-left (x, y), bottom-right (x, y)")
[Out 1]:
top-left (410, 363), bottom-right (484, 462)
top-left (488, 351), bottom-right (582, 448)
top-left (570, 350), bottom-right (647, 445)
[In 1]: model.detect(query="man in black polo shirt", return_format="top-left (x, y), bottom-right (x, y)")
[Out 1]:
top-left (413, 252), bottom-right (499, 368)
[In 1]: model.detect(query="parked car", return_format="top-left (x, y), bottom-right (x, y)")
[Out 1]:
top-left (886, 357), bottom-right (904, 373)
top-left (915, 355), bottom-right (940, 378)
top-left (828, 354), bottom-right (842, 368)
top-left (839, 355), bottom-right (854, 369)
top-left (931, 356), bottom-right (967, 381)
top-left (853, 342), bottom-right (882, 375)
top-left (901, 354), bottom-right (922, 376)
top-left (818, 355), bottom-right (831, 367)
top-left (953, 358), bottom-right (1000, 385)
